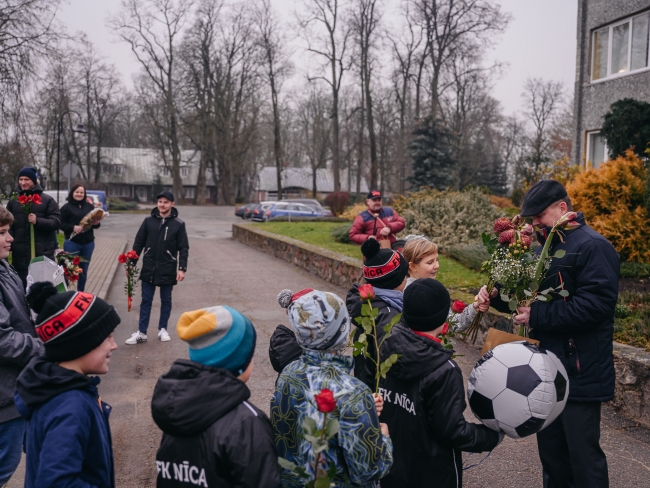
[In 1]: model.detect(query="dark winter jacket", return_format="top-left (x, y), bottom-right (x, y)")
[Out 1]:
top-left (152, 359), bottom-right (281, 488)
top-left (14, 357), bottom-right (115, 488)
top-left (269, 324), bottom-right (303, 374)
top-left (490, 213), bottom-right (619, 402)
top-left (347, 284), bottom-right (402, 390)
top-left (132, 207), bottom-right (189, 286)
top-left (7, 184), bottom-right (61, 271)
top-left (60, 199), bottom-right (101, 245)
top-left (349, 207), bottom-right (405, 245)
top-left (0, 260), bottom-right (43, 423)
top-left (379, 324), bottom-right (499, 488)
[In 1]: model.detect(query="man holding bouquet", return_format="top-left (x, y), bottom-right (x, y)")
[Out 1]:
top-left (126, 191), bottom-right (189, 345)
top-left (479, 180), bottom-right (619, 488)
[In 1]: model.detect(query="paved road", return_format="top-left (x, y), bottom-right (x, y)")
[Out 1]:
top-left (8, 206), bottom-right (650, 487)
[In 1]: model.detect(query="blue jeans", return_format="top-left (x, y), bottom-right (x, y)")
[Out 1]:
top-left (63, 240), bottom-right (95, 292)
top-left (0, 417), bottom-right (26, 485)
top-left (138, 281), bottom-right (173, 334)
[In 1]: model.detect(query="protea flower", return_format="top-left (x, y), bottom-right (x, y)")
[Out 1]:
top-left (494, 217), bottom-right (514, 234)
top-left (498, 229), bottom-right (515, 245)
top-left (520, 235), bottom-right (532, 248)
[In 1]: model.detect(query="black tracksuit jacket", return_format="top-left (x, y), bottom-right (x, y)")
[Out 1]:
top-left (152, 359), bottom-right (281, 488)
top-left (378, 324), bottom-right (500, 488)
top-left (132, 207), bottom-right (189, 286)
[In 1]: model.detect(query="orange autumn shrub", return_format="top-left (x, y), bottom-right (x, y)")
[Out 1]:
top-left (566, 150), bottom-right (650, 262)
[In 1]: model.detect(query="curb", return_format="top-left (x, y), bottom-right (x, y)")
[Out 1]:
top-left (97, 239), bottom-right (127, 301)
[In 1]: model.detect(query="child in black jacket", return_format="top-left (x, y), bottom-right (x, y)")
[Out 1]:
top-left (379, 278), bottom-right (502, 487)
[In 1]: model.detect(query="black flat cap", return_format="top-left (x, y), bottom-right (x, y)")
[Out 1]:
top-left (156, 190), bottom-right (174, 202)
top-left (521, 180), bottom-right (567, 217)
top-left (367, 190), bottom-right (382, 199)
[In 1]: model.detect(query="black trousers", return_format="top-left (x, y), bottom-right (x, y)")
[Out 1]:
top-left (537, 401), bottom-right (608, 488)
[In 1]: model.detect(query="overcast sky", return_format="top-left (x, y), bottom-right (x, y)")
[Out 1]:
top-left (57, 0), bottom-right (578, 115)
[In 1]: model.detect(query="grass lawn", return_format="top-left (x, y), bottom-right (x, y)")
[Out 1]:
top-left (252, 221), bottom-right (487, 290)
top-left (615, 291), bottom-right (650, 352)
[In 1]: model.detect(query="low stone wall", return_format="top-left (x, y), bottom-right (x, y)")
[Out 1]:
top-left (233, 222), bottom-right (650, 426)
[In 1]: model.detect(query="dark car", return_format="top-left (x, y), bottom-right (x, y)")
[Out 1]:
top-left (235, 203), bottom-right (256, 219)
top-left (250, 202), bottom-right (276, 222)
top-left (263, 202), bottom-right (331, 221)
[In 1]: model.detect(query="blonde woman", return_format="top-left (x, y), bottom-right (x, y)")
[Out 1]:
top-left (401, 236), bottom-right (489, 332)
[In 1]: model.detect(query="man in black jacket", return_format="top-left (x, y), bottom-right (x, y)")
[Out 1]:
top-left (479, 180), bottom-right (619, 488)
top-left (126, 191), bottom-right (189, 344)
top-left (6, 167), bottom-right (61, 287)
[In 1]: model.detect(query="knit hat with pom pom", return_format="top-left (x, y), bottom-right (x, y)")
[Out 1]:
top-left (26, 281), bottom-right (121, 362)
top-left (361, 238), bottom-right (409, 290)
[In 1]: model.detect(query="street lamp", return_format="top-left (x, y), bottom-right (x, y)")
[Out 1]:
top-left (56, 110), bottom-right (87, 203)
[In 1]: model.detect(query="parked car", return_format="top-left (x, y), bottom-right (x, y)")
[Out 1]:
top-left (281, 198), bottom-right (333, 217)
top-left (250, 202), bottom-right (276, 222)
top-left (86, 190), bottom-right (108, 211)
top-left (235, 203), bottom-right (256, 219)
top-left (263, 202), bottom-right (331, 221)
top-left (86, 194), bottom-right (102, 209)
top-left (41, 190), bottom-right (67, 207)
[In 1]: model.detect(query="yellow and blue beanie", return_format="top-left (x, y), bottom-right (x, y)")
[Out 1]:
top-left (176, 305), bottom-right (256, 375)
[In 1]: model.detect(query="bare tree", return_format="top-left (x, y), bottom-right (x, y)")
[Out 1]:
top-left (253, 0), bottom-right (293, 200)
top-left (109, 0), bottom-right (194, 201)
top-left (297, 87), bottom-right (331, 197)
top-left (297, 0), bottom-right (352, 193)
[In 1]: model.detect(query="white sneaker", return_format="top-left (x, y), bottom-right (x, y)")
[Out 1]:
top-left (125, 331), bottom-right (147, 344)
top-left (158, 329), bottom-right (171, 342)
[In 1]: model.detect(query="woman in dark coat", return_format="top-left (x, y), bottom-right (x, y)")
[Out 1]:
top-left (60, 185), bottom-right (101, 291)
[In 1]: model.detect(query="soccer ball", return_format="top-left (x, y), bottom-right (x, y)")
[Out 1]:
top-left (467, 341), bottom-right (569, 439)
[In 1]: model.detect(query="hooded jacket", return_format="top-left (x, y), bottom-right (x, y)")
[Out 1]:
top-left (346, 284), bottom-right (402, 390)
top-left (0, 259), bottom-right (43, 423)
top-left (14, 357), bottom-right (115, 488)
top-left (60, 198), bottom-right (100, 245)
top-left (152, 359), bottom-right (281, 488)
top-left (378, 324), bottom-right (499, 488)
top-left (132, 207), bottom-right (189, 286)
top-left (269, 324), bottom-right (303, 375)
top-left (271, 350), bottom-right (393, 488)
top-left (490, 213), bottom-right (619, 402)
top-left (7, 184), bottom-right (61, 270)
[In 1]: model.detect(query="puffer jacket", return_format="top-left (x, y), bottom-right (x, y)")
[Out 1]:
top-left (378, 324), bottom-right (499, 488)
top-left (152, 359), bottom-right (280, 488)
top-left (490, 213), bottom-right (619, 402)
top-left (346, 284), bottom-right (402, 390)
top-left (271, 350), bottom-right (393, 487)
top-left (132, 207), bottom-right (189, 286)
top-left (0, 260), bottom-right (43, 423)
top-left (349, 207), bottom-right (405, 245)
top-left (15, 357), bottom-right (115, 488)
top-left (7, 184), bottom-right (61, 271)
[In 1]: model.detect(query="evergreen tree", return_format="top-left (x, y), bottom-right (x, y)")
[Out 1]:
top-left (408, 116), bottom-right (457, 190)
top-left (601, 98), bottom-right (650, 159)
top-left (475, 153), bottom-right (508, 196)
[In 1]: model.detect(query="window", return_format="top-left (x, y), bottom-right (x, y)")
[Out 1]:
top-left (160, 166), bottom-right (170, 177)
top-left (109, 185), bottom-right (131, 197)
top-left (591, 12), bottom-right (650, 81)
top-left (181, 166), bottom-right (190, 177)
top-left (585, 131), bottom-right (608, 169)
top-left (184, 187), bottom-right (195, 199)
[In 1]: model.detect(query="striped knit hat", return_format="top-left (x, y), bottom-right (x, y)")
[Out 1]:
top-left (176, 306), bottom-right (257, 375)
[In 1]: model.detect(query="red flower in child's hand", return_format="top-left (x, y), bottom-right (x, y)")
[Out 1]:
top-left (441, 322), bottom-right (449, 335)
top-left (358, 284), bottom-right (375, 300)
top-left (18, 195), bottom-right (28, 205)
top-left (73, 256), bottom-right (81, 265)
top-left (126, 250), bottom-right (138, 260)
top-left (32, 194), bottom-right (41, 205)
top-left (117, 254), bottom-right (128, 264)
top-left (451, 300), bottom-right (466, 314)
top-left (314, 389), bottom-right (336, 413)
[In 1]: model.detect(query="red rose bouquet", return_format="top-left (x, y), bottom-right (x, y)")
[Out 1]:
top-left (278, 389), bottom-right (340, 487)
top-left (54, 250), bottom-right (85, 288)
top-left (16, 193), bottom-right (42, 259)
top-left (118, 250), bottom-right (139, 311)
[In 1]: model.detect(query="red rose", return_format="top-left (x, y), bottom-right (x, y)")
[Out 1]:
top-left (441, 322), bottom-right (449, 335)
top-left (73, 256), bottom-right (81, 265)
top-left (358, 284), bottom-right (375, 300)
top-left (451, 300), bottom-right (466, 314)
top-left (314, 389), bottom-right (336, 413)
top-left (126, 250), bottom-right (139, 260)
top-left (32, 194), bottom-right (42, 205)
top-left (18, 195), bottom-right (28, 205)
top-left (117, 254), bottom-right (128, 264)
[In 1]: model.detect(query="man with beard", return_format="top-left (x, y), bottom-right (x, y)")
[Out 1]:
top-left (349, 190), bottom-right (405, 250)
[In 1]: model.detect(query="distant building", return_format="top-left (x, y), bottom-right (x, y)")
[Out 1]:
top-left (256, 167), bottom-right (369, 202)
top-left (88, 147), bottom-right (216, 203)
top-left (573, 1), bottom-right (650, 169)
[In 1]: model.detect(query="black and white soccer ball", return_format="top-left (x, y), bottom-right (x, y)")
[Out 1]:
top-left (467, 341), bottom-right (569, 439)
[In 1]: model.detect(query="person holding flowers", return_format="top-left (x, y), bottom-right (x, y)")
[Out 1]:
top-left (6, 167), bottom-right (61, 287)
top-left (478, 180), bottom-right (619, 488)
top-left (60, 185), bottom-right (102, 291)
top-left (125, 191), bottom-right (189, 345)
top-left (272, 288), bottom-right (393, 487)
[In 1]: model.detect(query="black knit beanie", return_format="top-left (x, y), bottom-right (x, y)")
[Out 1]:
top-left (403, 278), bottom-right (450, 332)
top-left (27, 282), bottom-right (121, 362)
top-left (361, 238), bottom-right (409, 290)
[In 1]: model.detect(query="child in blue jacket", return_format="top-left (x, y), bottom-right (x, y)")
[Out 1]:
top-left (14, 281), bottom-right (121, 488)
